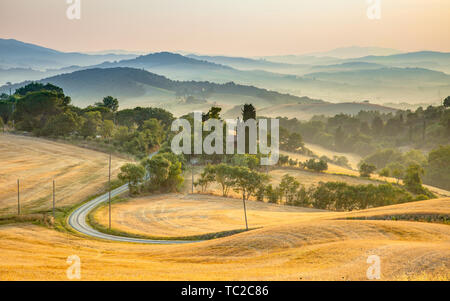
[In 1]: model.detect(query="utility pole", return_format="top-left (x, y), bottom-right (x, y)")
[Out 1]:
top-left (53, 180), bottom-right (55, 218)
top-left (17, 179), bottom-right (20, 215)
top-left (190, 158), bottom-right (198, 194)
top-left (12, 100), bottom-right (15, 129)
top-left (108, 153), bottom-right (112, 230)
top-left (242, 193), bottom-right (248, 231)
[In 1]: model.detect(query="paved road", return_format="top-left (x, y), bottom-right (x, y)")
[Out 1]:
top-left (67, 152), bottom-right (200, 244)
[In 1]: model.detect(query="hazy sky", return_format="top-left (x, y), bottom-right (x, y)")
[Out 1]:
top-left (1, 0), bottom-right (449, 55)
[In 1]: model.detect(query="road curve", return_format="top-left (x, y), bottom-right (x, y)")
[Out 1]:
top-left (68, 152), bottom-right (200, 244)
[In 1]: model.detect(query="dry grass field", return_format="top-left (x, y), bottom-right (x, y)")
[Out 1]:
top-left (269, 168), bottom-right (376, 188)
top-left (0, 134), bottom-right (448, 281)
top-left (0, 197), bottom-right (448, 280)
top-left (93, 193), bottom-right (325, 237)
top-left (0, 134), bottom-right (129, 216)
top-left (304, 142), bottom-right (362, 169)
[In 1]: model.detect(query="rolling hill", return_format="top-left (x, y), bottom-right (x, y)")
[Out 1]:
top-left (2, 39), bottom-right (450, 105)
top-left (253, 102), bottom-right (399, 120)
top-left (186, 54), bottom-right (311, 74)
top-left (306, 46), bottom-right (402, 59)
top-left (0, 38), bottom-right (137, 70)
top-left (304, 67), bottom-right (450, 86)
top-left (0, 67), bottom-right (322, 108)
top-left (345, 51), bottom-right (450, 73)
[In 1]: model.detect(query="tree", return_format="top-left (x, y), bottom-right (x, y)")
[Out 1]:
top-left (403, 163), bottom-right (426, 194)
top-left (195, 164), bottom-right (216, 192)
top-left (142, 155), bottom-right (170, 186)
top-left (444, 96), bottom-right (450, 108)
top-left (286, 132), bottom-right (304, 152)
top-left (96, 96), bottom-right (119, 112)
top-left (371, 116), bottom-right (384, 135)
top-left (279, 174), bottom-right (300, 204)
top-left (241, 103), bottom-right (256, 121)
top-left (100, 120), bottom-right (114, 139)
top-left (15, 82), bottom-right (64, 96)
top-left (241, 103), bottom-right (256, 154)
top-left (265, 184), bottom-right (279, 203)
top-left (14, 90), bottom-right (71, 132)
top-left (212, 164), bottom-right (236, 196)
top-left (359, 162), bottom-right (376, 177)
top-left (231, 154), bottom-right (259, 170)
top-left (304, 159), bottom-right (328, 172)
top-left (0, 116), bottom-right (4, 132)
top-left (232, 166), bottom-right (269, 230)
top-left (118, 163), bottom-right (145, 194)
top-left (424, 145), bottom-right (450, 191)
top-left (334, 126), bottom-right (346, 151)
top-left (293, 185), bottom-right (310, 207)
top-left (202, 106), bottom-right (221, 121)
top-left (378, 167), bottom-right (390, 177)
top-left (141, 152), bottom-right (184, 191)
top-left (80, 111), bottom-right (102, 138)
top-left (232, 167), bottom-right (269, 202)
top-left (41, 110), bottom-right (81, 136)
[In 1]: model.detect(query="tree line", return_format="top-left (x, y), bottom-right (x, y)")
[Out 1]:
top-left (0, 82), bottom-right (174, 158)
top-left (277, 104), bottom-right (449, 157)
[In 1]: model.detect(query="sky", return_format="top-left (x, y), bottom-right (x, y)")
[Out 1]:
top-left (0, 0), bottom-right (449, 56)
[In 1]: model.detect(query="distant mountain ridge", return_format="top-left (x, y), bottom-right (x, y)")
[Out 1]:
top-left (0, 67), bottom-right (322, 107)
top-left (305, 46), bottom-right (402, 59)
top-left (2, 39), bottom-right (450, 104)
top-left (95, 52), bottom-right (232, 70)
top-left (0, 38), bottom-right (137, 70)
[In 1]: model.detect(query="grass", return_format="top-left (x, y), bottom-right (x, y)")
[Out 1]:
top-left (0, 135), bottom-right (449, 280)
top-left (0, 199), bottom-right (449, 280)
top-left (0, 134), bottom-right (131, 217)
top-left (91, 193), bottom-right (325, 238)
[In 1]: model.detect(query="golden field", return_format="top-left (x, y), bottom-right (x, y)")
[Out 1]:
top-left (0, 135), bottom-right (448, 281)
top-left (0, 134), bottom-right (129, 216)
top-left (93, 193), bottom-right (325, 237)
top-left (0, 197), bottom-right (448, 280)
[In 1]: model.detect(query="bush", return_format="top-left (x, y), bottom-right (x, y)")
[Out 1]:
top-left (304, 159), bottom-right (328, 172)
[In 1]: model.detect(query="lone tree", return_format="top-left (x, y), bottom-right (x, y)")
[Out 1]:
top-left (359, 162), bottom-right (376, 178)
top-left (96, 96), bottom-right (119, 112)
top-left (232, 166), bottom-right (269, 230)
top-left (444, 96), bottom-right (450, 108)
top-left (242, 103), bottom-right (256, 154)
top-left (242, 103), bottom-right (256, 121)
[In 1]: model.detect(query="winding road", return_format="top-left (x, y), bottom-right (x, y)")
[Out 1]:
top-left (68, 152), bottom-right (199, 244)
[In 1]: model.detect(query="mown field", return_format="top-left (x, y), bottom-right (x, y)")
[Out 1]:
top-left (0, 134), bottom-right (129, 216)
top-left (92, 193), bottom-right (326, 237)
top-left (0, 197), bottom-right (448, 280)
